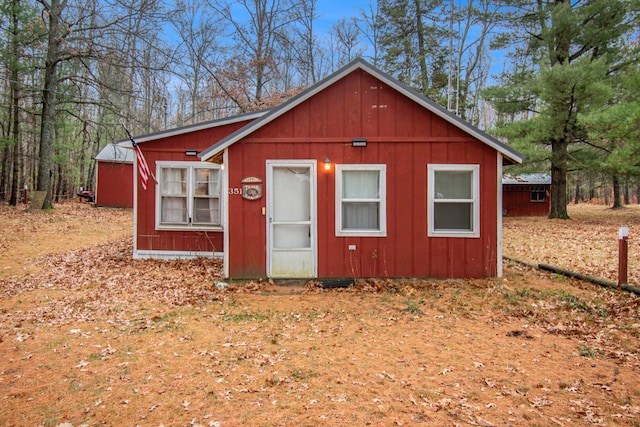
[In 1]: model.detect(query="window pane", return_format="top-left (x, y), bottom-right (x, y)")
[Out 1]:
top-left (195, 168), bottom-right (218, 196)
top-left (162, 168), bottom-right (187, 195)
top-left (193, 197), bottom-right (220, 224)
top-left (343, 171), bottom-right (379, 199)
top-left (273, 224), bottom-right (311, 248)
top-left (161, 196), bottom-right (187, 223)
top-left (273, 167), bottom-right (310, 221)
top-left (434, 202), bottom-right (473, 230)
top-left (434, 171), bottom-right (472, 199)
top-left (342, 202), bottom-right (379, 230)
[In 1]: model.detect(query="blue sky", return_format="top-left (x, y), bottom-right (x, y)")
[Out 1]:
top-left (315, 0), bottom-right (372, 28)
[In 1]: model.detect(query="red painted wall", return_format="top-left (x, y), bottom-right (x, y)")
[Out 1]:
top-left (135, 120), bottom-right (253, 255)
top-left (503, 185), bottom-right (551, 216)
top-left (96, 161), bottom-right (133, 208)
top-left (226, 69), bottom-right (500, 279)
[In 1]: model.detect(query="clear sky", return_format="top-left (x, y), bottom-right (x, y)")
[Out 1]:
top-left (314, 0), bottom-right (373, 33)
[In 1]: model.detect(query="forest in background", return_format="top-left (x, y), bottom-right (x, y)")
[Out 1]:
top-left (0, 0), bottom-right (638, 215)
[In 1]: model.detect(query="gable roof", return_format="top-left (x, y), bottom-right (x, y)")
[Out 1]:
top-left (116, 109), bottom-right (270, 147)
top-left (199, 58), bottom-right (523, 164)
top-left (95, 143), bottom-right (134, 163)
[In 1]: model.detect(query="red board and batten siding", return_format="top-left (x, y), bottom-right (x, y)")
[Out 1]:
top-left (134, 120), bottom-right (253, 256)
top-left (226, 69), bottom-right (500, 279)
top-left (96, 162), bottom-right (133, 208)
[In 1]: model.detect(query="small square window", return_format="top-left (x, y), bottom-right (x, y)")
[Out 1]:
top-left (530, 189), bottom-right (546, 202)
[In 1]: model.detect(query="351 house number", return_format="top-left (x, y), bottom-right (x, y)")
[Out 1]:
top-left (232, 176), bottom-right (262, 200)
top-left (229, 187), bottom-right (260, 199)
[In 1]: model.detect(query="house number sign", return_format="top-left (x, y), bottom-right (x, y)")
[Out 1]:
top-left (240, 176), bottom-right (263, 200)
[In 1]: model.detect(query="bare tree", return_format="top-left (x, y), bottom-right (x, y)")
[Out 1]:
top-left (280, 0), bottom-right (328, 85)
top-left (26, 0), bottom-right (172, 207)
top-left (171, 0), bottom-right (230, 124)
top-left (356, 1), bottom-right (383, 66)
top-left (331, 17), bottom-right (365, 66)
top-left (210, 0), bottom-right (300, 103)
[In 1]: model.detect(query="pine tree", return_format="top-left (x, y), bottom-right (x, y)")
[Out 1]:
top-left (485, 0), bottom-right (638, 218)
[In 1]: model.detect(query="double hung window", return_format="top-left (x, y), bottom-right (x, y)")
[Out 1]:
top-left (428, 164), bottom-right (479, 238)
top-left (156, 162), bottom-right (221, 229)
top-left (335, 164), bottom-right (386, 236)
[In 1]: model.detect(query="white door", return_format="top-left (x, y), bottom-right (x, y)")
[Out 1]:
top-left (267, 160), bottom-right (317, 278)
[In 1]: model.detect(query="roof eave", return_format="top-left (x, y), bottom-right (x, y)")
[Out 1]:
top-left (115, 109), bottom-right (270, 147)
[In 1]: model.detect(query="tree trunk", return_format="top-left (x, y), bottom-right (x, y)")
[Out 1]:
top-left (9, 0), bottom-right (21, 206)
top-left (0, 146), bottom-right (8, 201)
top-left (612, 174), bottom-right (623, 209)
top-left (37, 0), bottom-right (64, 210)
top-left (623, 181), bottom-right (630, 205)
top-left (549, 138), bottom-right (569, 218)
top-left (574, 178), bottom-right (580, 204)
top-left (414, 0), bottom-right (428, 94)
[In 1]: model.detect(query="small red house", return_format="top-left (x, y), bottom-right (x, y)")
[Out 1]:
top-left (502, 174), bottom-right (551, 217)
top-left (126, 59), bottom-right (523, 279)
top-left (95, 143), bottom-right (134, 208)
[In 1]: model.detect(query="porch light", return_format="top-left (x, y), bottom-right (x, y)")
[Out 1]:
top-left (352, 138), bottom-right (367, 147)
top-left (324, 158), bottom-right (331, 171)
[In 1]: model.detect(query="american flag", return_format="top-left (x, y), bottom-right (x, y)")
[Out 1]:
top-left (123, 124), bottom-right (152, 190)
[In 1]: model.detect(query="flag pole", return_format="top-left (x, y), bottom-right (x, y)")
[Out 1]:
top-left (120, 122), bottom-right (158, 186)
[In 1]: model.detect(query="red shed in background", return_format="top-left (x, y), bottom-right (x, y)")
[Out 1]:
top-left (123, 59), bottom-right (523, 279)
top-left (95, 143), bottom-right (134, 208)
top-left (502, 174), bottom-right (551, 217)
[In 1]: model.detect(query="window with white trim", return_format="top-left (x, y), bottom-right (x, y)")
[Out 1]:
top-left (336, 164), bottom-right (386, 236)
top-left (156, 161), bottom-right (222, 229)
top-left (428, 164), bottom-right (479, 238)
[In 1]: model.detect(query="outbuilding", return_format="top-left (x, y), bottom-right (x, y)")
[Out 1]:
top-left (125, 59), bottom-right (523, 280)
top-left (502, 173), bottom-right (551, 217)
top-left (95, 143), bottom-right (135, 208)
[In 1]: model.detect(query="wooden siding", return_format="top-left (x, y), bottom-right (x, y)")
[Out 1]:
top-left (96, 162), bottom-right (133, 208)
top-left (503, 184), bottom-right (551, 217)
top-left (226, 69), bottom-right (500, 279)
top-left (135, 120), bottom-right (252, 254)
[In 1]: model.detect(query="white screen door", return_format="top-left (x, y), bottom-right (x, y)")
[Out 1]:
top-left (267, 160), bottom-right (317, 278)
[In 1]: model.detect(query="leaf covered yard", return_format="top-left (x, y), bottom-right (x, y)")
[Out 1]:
top-left (1, 203), bottom-right (639, 426)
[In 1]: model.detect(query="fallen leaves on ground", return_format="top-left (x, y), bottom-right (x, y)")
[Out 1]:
top-left (504, 204), bottom-right (639, 286)
top-left (0, 202), bottom-right (639, 426)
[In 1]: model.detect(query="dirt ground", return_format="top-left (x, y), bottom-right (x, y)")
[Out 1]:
top-left (1, 202), bottom-right (639, 427)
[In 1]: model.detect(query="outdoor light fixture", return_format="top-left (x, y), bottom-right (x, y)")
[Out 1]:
top-left (324, 158), bottom-right (331, 171)
top-left (185, 149), bottom-right (198, 156)
top-left (352, 138), bottom-right (367, 147)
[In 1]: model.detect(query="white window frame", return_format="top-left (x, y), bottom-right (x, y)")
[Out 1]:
top-left (428, 164), bottom-right (480, 238)
top-left (335, 164), bottom-right (387, 237)
top-left (155, 161), bottom-right (223, 231)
